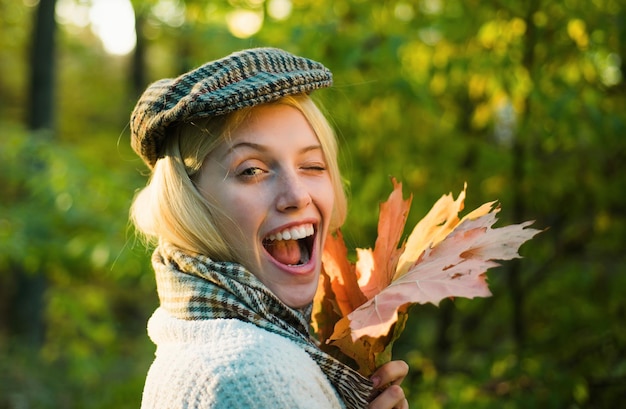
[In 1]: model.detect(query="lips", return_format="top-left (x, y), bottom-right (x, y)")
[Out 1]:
top-left (263, 223), bottom-right (315, 266)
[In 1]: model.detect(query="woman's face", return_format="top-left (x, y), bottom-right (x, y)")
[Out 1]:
top-left (196, 104), bottom-right (335, 308)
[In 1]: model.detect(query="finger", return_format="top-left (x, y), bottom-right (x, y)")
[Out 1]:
top-left (390, 360), bottom-right (409, 386)
top-left (371, 360), bottom-right (409, 388)
top-left (368, 385), bottom-right (406, 409)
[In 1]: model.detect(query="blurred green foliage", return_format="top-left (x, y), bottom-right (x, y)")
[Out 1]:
top-left (1, 0), bottom-right (625, 407)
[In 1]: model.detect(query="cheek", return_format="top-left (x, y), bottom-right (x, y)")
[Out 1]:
top-left (213, 189), bottom-right (265, 241)
top-left (316, 179), bottom-right (336, 220)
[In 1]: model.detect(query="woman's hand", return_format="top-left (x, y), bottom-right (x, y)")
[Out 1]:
top-left (368, 360), bottom-right (409, 409)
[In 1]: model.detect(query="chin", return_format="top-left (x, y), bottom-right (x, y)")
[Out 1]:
top-left (276, 285), bottom-right (318, 309)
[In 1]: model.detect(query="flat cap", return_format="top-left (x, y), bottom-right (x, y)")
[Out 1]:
top-left (130, 47), bottom-right (333, 169)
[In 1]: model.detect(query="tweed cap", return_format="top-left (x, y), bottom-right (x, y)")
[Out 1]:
top-left (130, 47), bottom-right (333, 169)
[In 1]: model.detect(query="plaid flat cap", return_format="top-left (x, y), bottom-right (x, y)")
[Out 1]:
top-left (130, 47), bottom-right (333, 169)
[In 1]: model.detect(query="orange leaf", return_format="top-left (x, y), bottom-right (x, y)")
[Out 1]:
top-left (325, 306), bottom-right (411, 377)
top-left (321, 230), bottom-right (367, 317)
top-left (326, 316), bottom-right (384, 376)
top-left (311, 269), bottom-right (342, 343)
top-left (313, 181), bottom-right (543, 377)
top-left (357, 178), bottom-right (412, 299)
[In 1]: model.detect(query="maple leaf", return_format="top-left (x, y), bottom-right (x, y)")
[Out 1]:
top-left (349, 210), bottom-right (540, 340)
top-left (312, 229), bottom-right (366, 353)
top-left (311, 269), bottom-right (342, 345)
top-left (320, 229), bottom-right (368, 317)
top-left (326, 309), bottom-right (410, 376)
top-left (313, 179), bottom-right (542, 377)
top-left (356, 178), bottom-right (412, 300)
top-left (394, 183), bottom-right (495, 280)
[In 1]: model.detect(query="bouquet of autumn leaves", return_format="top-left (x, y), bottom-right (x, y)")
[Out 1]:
top-left (312, 179), bottom-right (542, 377)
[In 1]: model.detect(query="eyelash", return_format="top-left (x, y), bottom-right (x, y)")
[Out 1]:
top-left (238, 167), bottom-right (266, 177)
top-left (304, 164), bottom-right (327, 172)
top-left (235, 162), bottom-right (327, 180)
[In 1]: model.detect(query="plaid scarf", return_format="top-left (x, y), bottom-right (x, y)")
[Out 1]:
top-left (152, 243), bottom-right (374, 409)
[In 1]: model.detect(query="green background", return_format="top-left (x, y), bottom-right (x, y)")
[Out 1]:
top-left (1, 0), bottom-right (625, 407)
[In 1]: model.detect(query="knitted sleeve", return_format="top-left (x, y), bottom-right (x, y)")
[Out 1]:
top-left (140, 310), bottom-right (344, 409)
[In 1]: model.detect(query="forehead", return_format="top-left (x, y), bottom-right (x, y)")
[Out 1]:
top-left (222, 104), bottom-right (321, 149)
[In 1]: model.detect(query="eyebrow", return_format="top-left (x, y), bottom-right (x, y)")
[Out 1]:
top-left (222, 141), bottom-right (323, 159)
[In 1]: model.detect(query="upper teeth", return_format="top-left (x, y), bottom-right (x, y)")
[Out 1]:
top-left (266, 224), bottom-right (314, 241)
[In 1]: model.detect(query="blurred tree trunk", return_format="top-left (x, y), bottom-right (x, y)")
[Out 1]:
top-left (11, 0), bottom-right (58, 346)
top-left (434, 301), bottom-right (454, 370)
top-left (132, 8), bottom-right (147, 97)
top-left (507, 0), bottom-right (541, 351)
top-left (176, 27), bottom-right (194, 76)
top-left (28, 0), bottom-right (57, 130)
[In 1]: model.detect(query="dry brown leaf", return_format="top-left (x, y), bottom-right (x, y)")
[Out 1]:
top-left (313, 180), bottom-right (542, 376)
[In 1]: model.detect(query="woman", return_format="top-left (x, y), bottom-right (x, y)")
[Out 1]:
top-left (130, 48), bottom-right (409, 409)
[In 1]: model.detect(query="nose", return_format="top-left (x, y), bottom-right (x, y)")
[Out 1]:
top-left (275, 172), bottom-right (312, 212)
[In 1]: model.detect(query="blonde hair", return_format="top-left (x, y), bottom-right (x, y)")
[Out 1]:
top-left (130, 94), bottom-right (347, 260)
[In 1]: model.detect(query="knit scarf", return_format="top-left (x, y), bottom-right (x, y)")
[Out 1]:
top-left (152, 243), bottom-right (374, 409)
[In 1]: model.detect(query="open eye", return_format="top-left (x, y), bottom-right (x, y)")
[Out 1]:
top-left (239, 167), bottom-right (266, 177)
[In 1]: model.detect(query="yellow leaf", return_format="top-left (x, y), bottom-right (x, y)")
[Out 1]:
top-left (395, 184), bottom-right (467, 279)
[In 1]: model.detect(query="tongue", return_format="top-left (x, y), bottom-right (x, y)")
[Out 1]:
top-left (267, 240), bottom-right (301, 265)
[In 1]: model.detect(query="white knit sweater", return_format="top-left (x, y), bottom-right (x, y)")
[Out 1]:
top-left (140, 308), bottom-right (345, 409)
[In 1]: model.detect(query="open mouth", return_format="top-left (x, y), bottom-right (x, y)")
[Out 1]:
top-left (262, 223), bottom-right (315, 267)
